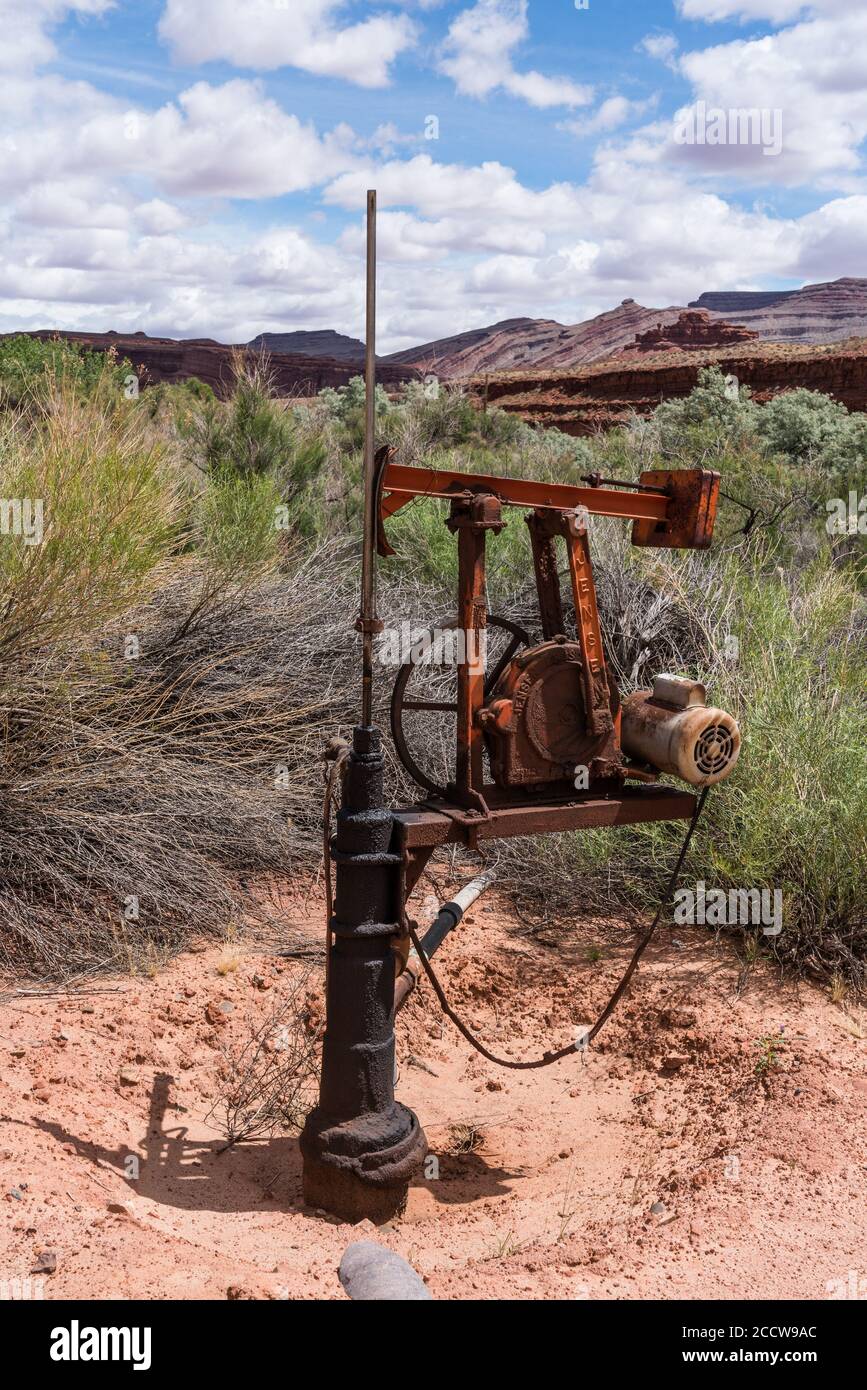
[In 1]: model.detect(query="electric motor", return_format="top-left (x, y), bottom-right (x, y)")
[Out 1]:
top-left (621, 674), bottom-right (741, 787)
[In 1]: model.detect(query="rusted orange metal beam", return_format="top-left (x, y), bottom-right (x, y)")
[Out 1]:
top-left (380, 462), bottom-right (669, 524)
top-left (393, 785), bottom-right (698, 847)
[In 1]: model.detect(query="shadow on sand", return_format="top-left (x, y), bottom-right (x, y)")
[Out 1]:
top-left (29, 1071), bottom-right (517, 1214)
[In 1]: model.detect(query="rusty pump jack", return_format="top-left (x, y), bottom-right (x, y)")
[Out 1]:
top-left (300, 192), bottom-right (742, 1224)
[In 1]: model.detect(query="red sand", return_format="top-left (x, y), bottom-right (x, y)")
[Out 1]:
top-left (2, 881), bottom-right (865, 1301)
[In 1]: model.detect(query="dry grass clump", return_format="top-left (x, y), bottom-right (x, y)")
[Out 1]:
top-left (445, 1121), bottom-right (486, 1156)
top-left (207, 968), bottom-right (322, 1145)
top-left (0, 550), bottom-right (361, 977)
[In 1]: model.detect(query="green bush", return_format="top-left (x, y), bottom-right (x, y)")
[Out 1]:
top-left (199, 468), bottom-right (284, 574)
top-left (652, 366), bottom-right (757, 461)
top-left (755, 386), bottom-right (859, 468)
top-left (319, 374), bottom-right (390, 424)
top-left (0, 334), bottom-right (130, 412)
top-left (0, 394), bottom-right (182, 670)
top-left (704, 559), bottom-right (866, 974)
top-left (198, 365), bottom-right (295, 477)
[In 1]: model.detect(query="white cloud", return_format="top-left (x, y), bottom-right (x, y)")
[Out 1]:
top-left (339, 207), bottom-right (548, 259)
top-left (793, 194), bottom-right (867, 279)
top-left (325, 154), bottom-right (584, 229)
top-left (638, 33), bottom-right (679, 68)
top-left (563, 96), bottom-right (658, 138)
top-left (134, 81), bottom-right (359, 198)
top-left (134, 199), bottom-right (191, 235)
top-left (158, 0), bottom-right (416, 87)
top-left (673, 5), bottom-right (867, 186)
top-left (677, 0), bottom-right (813, 20)
top-left (502, 70), bottom-right (591, 109)
top-left (680, 0), bottom-right (861, 19)
top-left (0, 77), bottom-right (360, 201)
top-left (13, 179), bottom-right (129, 231)
top-left (0, 0), bottom-right (114, 73)
top-left (439, 0), bottom-right (592, 108)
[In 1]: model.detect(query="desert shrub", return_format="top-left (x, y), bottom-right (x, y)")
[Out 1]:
top-left (652, 366), bottom-right (757, 461)
top-left (754, 386), bottom-right (859, 470)
top-left (0, 395), bottom-right (182, 668)
top-left (318, 374), bottom-right (390, 452)
top-left (319, 373), bottom-right (390, 424)
top-left (179, 361), bottom-right (337, 538)
top-left (0, 334), bottom-right (130, 412)
top-left (0, 552), bottom-right (355, 978)
top-left (199, 468), bottom-right (284, 574)
top-left (138, 376), bottom-right (216, 427)
top-left (703, 559), bottom-right (866, 978)
top-left (186, 354), bottom-right (295, 477)
top-left (207, 972), bottom-right (321, 1144)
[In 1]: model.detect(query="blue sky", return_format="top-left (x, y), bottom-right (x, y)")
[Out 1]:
top-left (1, 1), bottom-right (865, 349)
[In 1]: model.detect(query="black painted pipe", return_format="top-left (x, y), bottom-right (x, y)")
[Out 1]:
top-left (395, 871), bottom-right (496, 1013)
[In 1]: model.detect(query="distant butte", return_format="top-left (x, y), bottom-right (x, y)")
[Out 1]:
top-left (248, 329), bottom-right (372, 362)
top-left (384, 278), bottom-right (867, 377)
top-left (617, 309), bottom-right (759, 355)
top-left (695, 278), bottom-right (867, 345)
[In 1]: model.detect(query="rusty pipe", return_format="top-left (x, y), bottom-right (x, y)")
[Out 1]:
top-left (395, 871), bottom-right (496, 1013)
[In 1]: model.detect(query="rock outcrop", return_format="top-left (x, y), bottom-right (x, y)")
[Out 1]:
top-left (385, 302), bottom-right (691, 377)
top-left (385, 317), bottom-right (563, 376)
top-left (247, 329), bottom-right (370, 362)
top-left (618, 309), bottom-right (758, 355)
top-left (689, 290), bottom-right (797, 314)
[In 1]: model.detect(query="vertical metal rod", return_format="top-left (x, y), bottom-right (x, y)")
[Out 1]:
top-left (360, 189), bottom-right (377, 727)
top-left (455, 524), bottom-right (487, 797)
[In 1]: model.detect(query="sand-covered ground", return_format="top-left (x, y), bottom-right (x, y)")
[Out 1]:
top-left (2, 877), bottom-right (865, 1300)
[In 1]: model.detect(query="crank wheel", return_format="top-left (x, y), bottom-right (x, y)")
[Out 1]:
top-left (390, 615), bottom-right (531, 798)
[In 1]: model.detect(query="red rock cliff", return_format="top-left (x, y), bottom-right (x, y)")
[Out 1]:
top-left (4, 330), bottom-right (414, 398)
top-left (470, 342), bottom-right (867, 435)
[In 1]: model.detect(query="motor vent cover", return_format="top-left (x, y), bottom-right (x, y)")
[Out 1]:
top-left (621, 684), bottom-right (741, 787)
